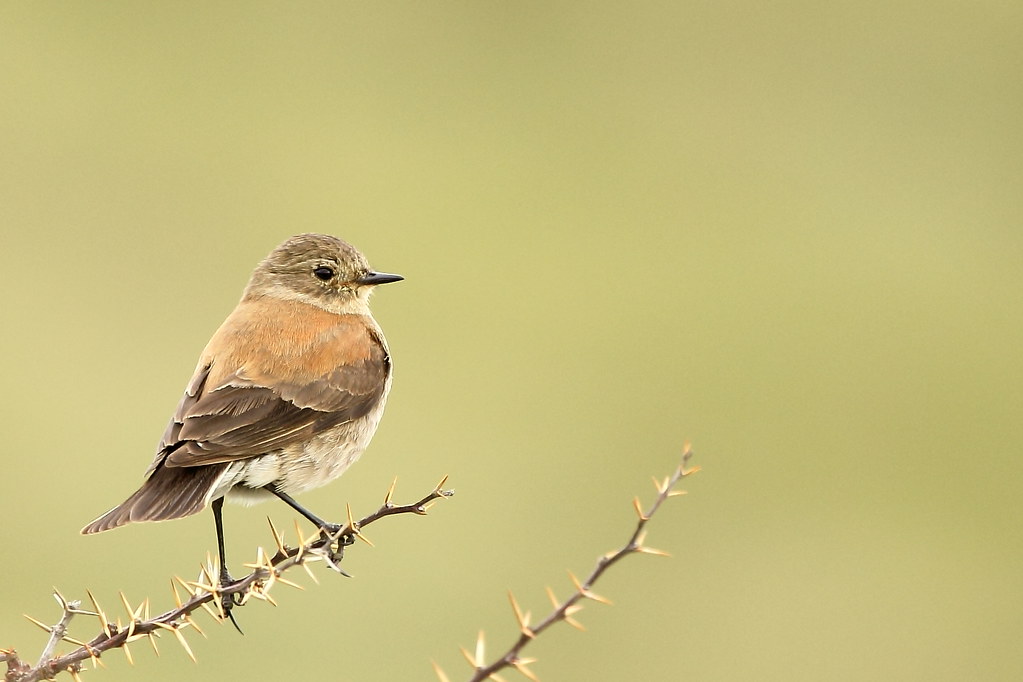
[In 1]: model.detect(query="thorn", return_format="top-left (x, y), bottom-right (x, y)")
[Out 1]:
top-left (69, 667), bottom-right (84, 682)
top-left (544, 586), bottom-right (559, 609)
top-left (87, 645), bottom-right (106, 669)
top-left (293, 519), bottom-right (314, 557)
top-left (459, 646), bottom-right (478, 669)
top-left (184, 578), bottom-right (219, 597)
top-left (511, 658), bottom-right (541, 682)
top-left (667, 490), bottom-right (687, 498)
top-left (51, 588), bottom-right (69, 611)
top-left (185, 614), bottom-right (207, 638)
top-left (384, 476), bottom-right (398, 506)
top-left (172, 626), bottom-right (197, 663)
top-left (632, 496), bottom-right (649, 521)
top-left (121, 638), bottom-right (134, 666)
top-left (291, 519), bottom-right (307, 555)
top-left (199, 557), bottom-right (215, 589)
top-left (274, 572), bottom-right (304, 590)
top-left (474, 630), bottom-right (485, 668)
top-left (346, 504), bottom-right (374, 546)
top-left (119, 592), bottom-right (145, 624)
top-left (567, 571), bottom-right (612, 605)
top-left (508, 591), bottom-right (534, 638)
top-left (118, 592), bottom-right (132, 618)
top-left (564, 614), bottom-right (586, 631)
top-left (345, 502), bottom-right (356, 533)
top-left (60, 634), bottom-right (90, 648)
top-left (267, 517), bottom-right (286, 554)
top-left (23, 614), bottom-right (52, 633)
top-left (431, 660), bottom-right (451, 682)
top-left (248, 587), bottom-right (278, 607)
top-left (79, 643), bottom-right (101, 669)
top-left (435, 474), bottom-right (450, 492)
top-left (243, 547), bottom-right (273, 573)
top-left (634, 545), bottom-right (672, 557)
top-left (147, 630), bottom-right (160, 657)
top-left (86, 590), bottom-right (111, 636)
top-left (301, 561), bottom-right (320, 585)
top-left (169, 580), bottom-right (183, 609)
top-left (199, 602), bottom-right (221, 621)
top-left (70, 602), bottom-right (94, 617)
top-left (564, 604), bottom-right (584, 617)
top-left (207, 586), bottom-right (227, 621)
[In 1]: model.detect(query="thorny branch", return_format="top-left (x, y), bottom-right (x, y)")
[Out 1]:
top-left (435, 446), bottom-right (698, 682)
top-left (4, 448), bottom-right (698, 682)
top-left (2, 477), bottom-right (453, 682)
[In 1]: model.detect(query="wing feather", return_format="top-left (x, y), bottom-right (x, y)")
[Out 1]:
top-left (149, 309), bottom-right (389, 470)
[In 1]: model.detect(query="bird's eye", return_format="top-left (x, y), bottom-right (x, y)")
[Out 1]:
top-left (313, 266), bottom-right (335, 281)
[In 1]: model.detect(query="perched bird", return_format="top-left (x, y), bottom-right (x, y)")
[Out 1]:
top-left (82, 233), bottom-right (402, 617)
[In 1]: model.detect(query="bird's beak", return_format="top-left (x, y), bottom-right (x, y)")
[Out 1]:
top-left (358, 271), bottom-right (404, 286)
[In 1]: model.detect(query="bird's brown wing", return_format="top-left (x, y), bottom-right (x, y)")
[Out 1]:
top-left (151, 315), bottom-right (389, 470)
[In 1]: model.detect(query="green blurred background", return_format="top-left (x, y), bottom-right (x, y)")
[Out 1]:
top-left (2, 2), bottom-right (1021, 680)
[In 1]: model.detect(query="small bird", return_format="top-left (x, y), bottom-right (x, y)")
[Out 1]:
top-left (82, 234), bottom-right (402, 619)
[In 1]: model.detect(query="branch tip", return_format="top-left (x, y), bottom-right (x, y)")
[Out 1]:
top-left (461, 452), bottom-right (696, 681)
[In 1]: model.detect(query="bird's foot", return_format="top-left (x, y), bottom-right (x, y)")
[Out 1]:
top-left (319, 522), bottom-right (356, 546)
top-left (218, 568), bottom-right (245, 634)
top-left (318, 523), bottom-right (355, 571)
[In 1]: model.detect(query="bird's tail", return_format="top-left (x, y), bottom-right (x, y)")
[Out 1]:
top-left (81, 463), bottom-right (230, 534)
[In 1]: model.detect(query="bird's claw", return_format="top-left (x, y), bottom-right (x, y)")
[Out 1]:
top-left (218, 571), bottom-right (245, 634)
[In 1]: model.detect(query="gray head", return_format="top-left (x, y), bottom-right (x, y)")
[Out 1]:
top-left (244, 233), bottom-right (402, 312)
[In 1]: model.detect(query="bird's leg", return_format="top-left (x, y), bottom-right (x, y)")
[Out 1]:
top-left (211, 497), bottom-right (244, 633)
top-left (266, 486), bottom-right (354, 553)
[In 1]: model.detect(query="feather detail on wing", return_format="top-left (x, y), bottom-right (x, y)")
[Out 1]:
top-left (149, 306), bottom-right (390, 471)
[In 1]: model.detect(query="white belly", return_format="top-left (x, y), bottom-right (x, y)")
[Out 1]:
top-left (213, 393), bottom-right (388, 506)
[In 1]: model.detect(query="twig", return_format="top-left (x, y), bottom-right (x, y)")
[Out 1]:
top-left (3, 477), bottom-right (453, 682)
top-left (436, 446), bottom-right (697, 682)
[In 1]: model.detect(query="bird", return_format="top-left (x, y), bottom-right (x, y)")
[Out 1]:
top-left (82, 233), bottom-right (402, 622)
